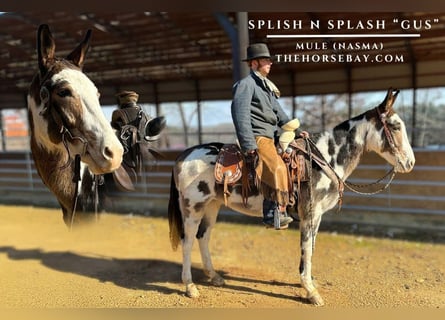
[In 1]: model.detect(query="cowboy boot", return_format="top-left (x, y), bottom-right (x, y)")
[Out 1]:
top-left (262, 199), bottom-right (293, 230)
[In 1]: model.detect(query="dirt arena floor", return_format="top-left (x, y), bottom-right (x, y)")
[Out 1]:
top-left (0, 204), bottom-right (444, 309)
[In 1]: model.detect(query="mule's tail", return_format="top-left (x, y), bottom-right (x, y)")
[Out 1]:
top-left (168, 170), bottom-right (183, 251)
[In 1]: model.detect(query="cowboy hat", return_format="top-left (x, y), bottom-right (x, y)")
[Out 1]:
top-left (242, 43), bottom-right (272, 61)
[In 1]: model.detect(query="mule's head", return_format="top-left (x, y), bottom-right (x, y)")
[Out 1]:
top-left (366, 88), bottom-right (415, 173)
top-left (28, 24), bottom-right (123, 174)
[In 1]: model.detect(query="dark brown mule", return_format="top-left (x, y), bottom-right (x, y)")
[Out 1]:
top-left (27, 25), bottom-right (124, 227)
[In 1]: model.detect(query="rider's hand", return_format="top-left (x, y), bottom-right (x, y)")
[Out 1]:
top-left (299, 131), bottom-right (310, 139)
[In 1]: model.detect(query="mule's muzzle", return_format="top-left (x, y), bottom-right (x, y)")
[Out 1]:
top-left (395, 156), bottom-right (415, 173)
top-left (84, 139), bottom-right (123, 175)
top-left (100, 144), bottom-right (123, 173)
top-left (403, 158), bottom-right (415, 173)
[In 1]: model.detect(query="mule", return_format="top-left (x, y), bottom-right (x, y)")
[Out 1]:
top-left (27, 24), bottom-right (125, 227)
top-left (168, 88), bottom-right (415, 306)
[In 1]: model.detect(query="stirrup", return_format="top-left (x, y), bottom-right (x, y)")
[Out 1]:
top-left (273, 210), bottom-right (293, 230)
top-left (274, 210), bottom-right (281, 229)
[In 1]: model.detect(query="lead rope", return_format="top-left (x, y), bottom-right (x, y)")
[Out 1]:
top-left (70, 154), bottom-right (82, 230)
top-left (69, 156), bottom-right (100, 229)
top-left (94, 175), bottom-right (100, 221)
top-left (59, 123), bottom-right (91, 230)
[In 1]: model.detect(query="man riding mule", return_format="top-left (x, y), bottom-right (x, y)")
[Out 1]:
top-left (231, 42), bottom-right (308, 229)
top-left (168, 88), bottom-right (415, 305)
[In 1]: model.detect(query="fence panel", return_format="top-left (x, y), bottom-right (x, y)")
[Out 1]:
top-left (0, 150), bottom-right (443, 234)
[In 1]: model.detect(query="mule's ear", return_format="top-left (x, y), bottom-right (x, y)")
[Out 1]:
top-left (66, 29), bottom-right (92, 68)
top-left (37, 24), bottom-right (56, 76)
top-left (382, 87), bottom-right (400, 112)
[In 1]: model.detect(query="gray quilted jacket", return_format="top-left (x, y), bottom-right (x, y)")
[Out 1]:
top-left (231, 71), bottom-right (290, 153)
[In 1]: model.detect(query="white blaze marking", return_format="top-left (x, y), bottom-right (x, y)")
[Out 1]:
top-left (52, 69), bottom-right (111, 135)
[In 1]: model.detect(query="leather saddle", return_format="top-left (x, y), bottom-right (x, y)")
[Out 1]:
top-left (213, 139), bottom-right (343, 208)
top-left (213, 140), bottom-right (312, 207)
top-left (111, 107), bottom-right (166, 192)
top-left (214, 144), bottom-right (244, 186)
top-left (214, 144), bottom-right (245, 205)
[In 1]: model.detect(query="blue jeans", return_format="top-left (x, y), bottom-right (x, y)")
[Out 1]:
top-left (262, 198), bottom-right (277, 221)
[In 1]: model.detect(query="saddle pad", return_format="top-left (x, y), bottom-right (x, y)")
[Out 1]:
top-left (214, 144), bottom-right (243, 185)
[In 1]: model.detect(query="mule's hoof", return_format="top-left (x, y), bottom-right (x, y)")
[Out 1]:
top-left (186, 283), bottom-right (200, 298)
top-left (307, 289), bottom-right (325, 306)
top-left (210, 274), bottom-right (225, 287)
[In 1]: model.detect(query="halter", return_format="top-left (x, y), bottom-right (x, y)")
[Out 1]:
top-left (296, 105), bottom-right (402, 205)
top-left (375, 106), bottom-right (406, 172)
top-left (39, 77), bottom-right (89, 168)
top-left (375, 107), bottom-right (397, 153)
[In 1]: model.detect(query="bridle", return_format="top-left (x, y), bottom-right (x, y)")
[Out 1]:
top-left (292, 106), bottom-right (401, 203)
top-left (39, 73), bottom-right (89, 169)
top-left (38, 70), bottom-right (99, 229)
top-left (375, 105), bottom-right (407, 172)
top-left (333, 107), bottom-right (401, 196)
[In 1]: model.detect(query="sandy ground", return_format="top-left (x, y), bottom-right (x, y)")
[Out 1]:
top-left (0, 204), bottom-right (444, 309)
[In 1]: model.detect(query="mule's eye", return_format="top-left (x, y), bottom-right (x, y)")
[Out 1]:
top-left (389, 122), bottom-right (401, 131)
top-left (57, 88), bottom-right (72, 97)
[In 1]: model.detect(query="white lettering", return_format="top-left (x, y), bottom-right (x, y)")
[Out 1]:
top-left (327, 19), bottom-right (385, 30)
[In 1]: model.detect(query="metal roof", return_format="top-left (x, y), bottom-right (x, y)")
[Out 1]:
top-left (1, 12), bottom-right (445, 108)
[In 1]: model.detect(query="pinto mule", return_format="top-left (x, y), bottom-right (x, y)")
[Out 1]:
top-left (27, 25), bottom-right (124, 227)
top-left (168, 88), bottom-right (415, 306)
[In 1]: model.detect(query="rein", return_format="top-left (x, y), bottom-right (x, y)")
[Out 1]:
top-left (69, 154), bottom-right (100, 230)
top-left (292, 116), bottom-right (398, 212)
top-left (303, 136), bottom-right (396, 200)
top-left (298, 106), bottom-right (402, 200)
top-left (306, 137), bottom-right (396, 194)
top-left (60, 126), bottom-right (88, 169)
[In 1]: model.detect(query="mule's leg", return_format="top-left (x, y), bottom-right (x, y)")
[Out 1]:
top-left (182, 214), bottom-right (202, 298)
top-left (299, 214), bottom-right (324, 306)
top-left (197, 201), bottom-right (225, 287)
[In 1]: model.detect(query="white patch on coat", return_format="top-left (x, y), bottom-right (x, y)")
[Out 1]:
top-left (27, 95), bottom-right (62, 153)
top-left (373, 113), bottom-right (415, 172)
top-left (393, 113), bottom-right (415, 169)
top-left (351, 119), bottom-right (368, 148)
top-left (176, 147), bottom-right (265, 217)
top-left (78, 162), bottom-right (88, 194)
top-left (177, 148), bottom-right (217, 208)
top-left (314, 134), bottom-right (331, 162)
top-left (52, 69), bottom-right (113, 139)
top-left (48, 68), bottom-right (122, 173)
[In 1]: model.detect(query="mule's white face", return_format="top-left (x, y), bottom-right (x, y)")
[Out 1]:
top-left (367, 111), bottom-right (415, 173)
top-left (28, 67), bottom-right (123, 174)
